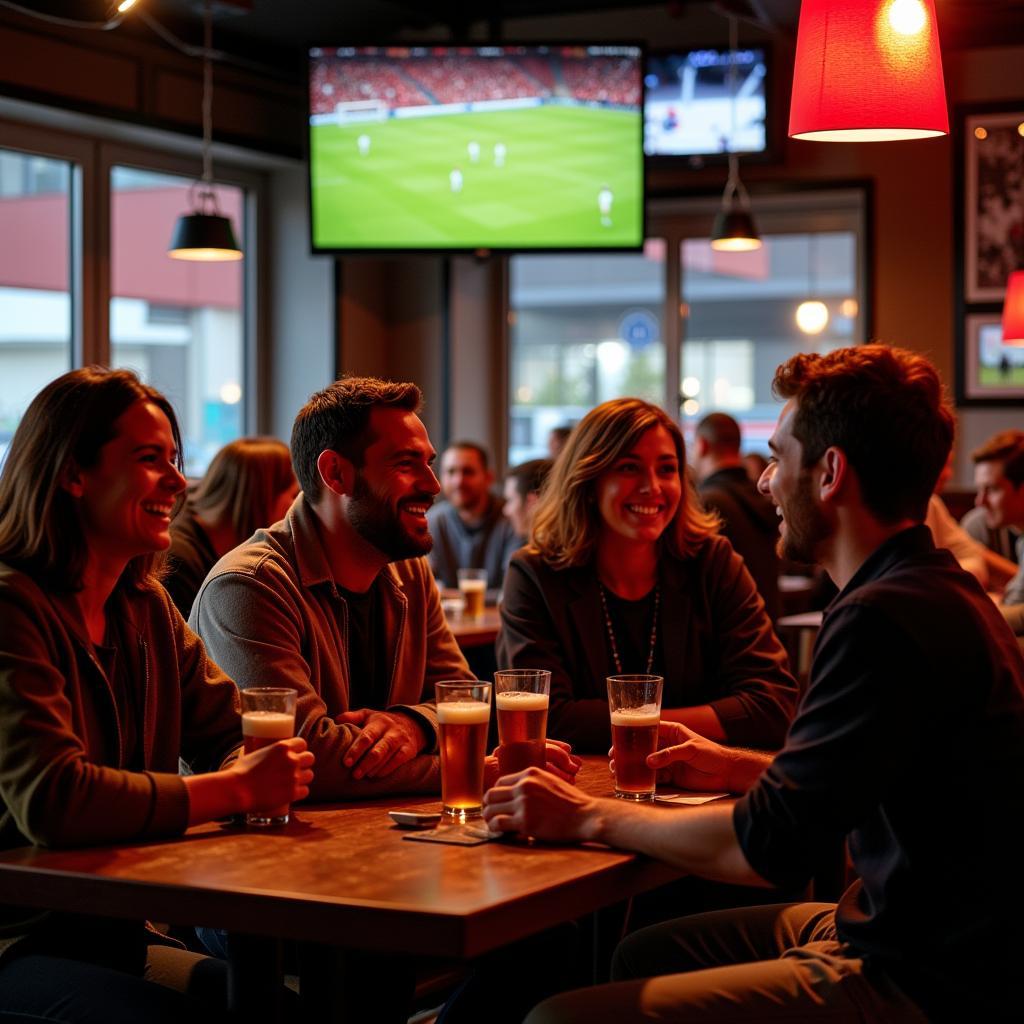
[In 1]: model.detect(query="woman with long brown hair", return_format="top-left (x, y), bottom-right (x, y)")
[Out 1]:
top-left (498, 397), bottom-right (796, 753)
top-left (0, 367), bottom-right (313, 1022)
top-left (164, 437), bottom-right (298, 616)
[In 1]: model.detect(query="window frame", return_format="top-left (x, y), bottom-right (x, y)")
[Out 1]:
top-left (502, 185), bottom-right (870, 467)
top-left (0, 115), bottom-right (267, 438)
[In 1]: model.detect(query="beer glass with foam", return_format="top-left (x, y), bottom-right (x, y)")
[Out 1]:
top-left (436, 681), bottom-right (492, 821)
top-left (457, 567), bottom-right (487, 618)
top-left (607, 674), bottom-right (663, 801)
top-left (240, 687), bottom-right (297, 826)
top-left (494, 669), bottom-right (551, 775)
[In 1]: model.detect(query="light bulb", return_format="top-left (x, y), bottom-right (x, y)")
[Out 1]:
top-left (887, 0), bottom-right (927, 36)
top-left (796, 300), bottom-right (829, 335)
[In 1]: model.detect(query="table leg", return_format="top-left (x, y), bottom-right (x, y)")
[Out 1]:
top-left (227, 932), bottom-right (284, 1023)
top-left (589, 901), bottom-right (629, 985)
top-left (298, 943), bottom-right (416, 1023)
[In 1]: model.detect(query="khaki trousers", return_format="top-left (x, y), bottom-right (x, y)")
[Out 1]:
top-left (525, 903), bottom-right (929, 1023)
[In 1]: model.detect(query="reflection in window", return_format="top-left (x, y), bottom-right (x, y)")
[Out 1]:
top-left (508, 244), bottom-right (666, 465)
top-left (680, 231), bottom-right (860, 452)
top-left (110, 166), bottom-right (245, 476)
top-left (0, 149), bottom-right (73, 465)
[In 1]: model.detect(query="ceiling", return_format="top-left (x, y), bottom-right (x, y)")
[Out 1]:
top-left (20, 0), bottom-right (1024, 75)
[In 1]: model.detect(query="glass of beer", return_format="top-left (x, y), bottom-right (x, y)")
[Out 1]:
top-left (457, 568), bottom-right (488, 618)
top-left (494, 669), bottom-right (551, 775)
top-left (436, 681), bottom-right (492, 821)
top-left (240, 687), bottom-right (297, 826)
top-left (607, 675), bottom-right (663, 801)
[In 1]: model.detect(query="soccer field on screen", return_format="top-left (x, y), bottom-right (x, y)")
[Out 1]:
top-left (310, 105), bottom-right (642, 250)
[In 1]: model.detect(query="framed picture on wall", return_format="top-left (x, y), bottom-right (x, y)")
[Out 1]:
top-left (960, 312), bottom-right (1024, 404)
top-left (962, 106), bottom-right (1024, 303)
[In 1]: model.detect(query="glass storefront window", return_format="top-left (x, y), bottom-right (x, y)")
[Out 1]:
top-left (508, 243), bottom-right (666, 465)
top-left (110, 166), bottom-right (246, 476)
top-left (680, 231), bottom-right (860, 451)
top-left (0, 149), bottom-right (73, 464)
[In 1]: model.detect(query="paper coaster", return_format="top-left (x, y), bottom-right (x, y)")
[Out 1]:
top-left (653, 791), bottom-right (731, 806)
top-left (403, 822), bottom-right (499, 845)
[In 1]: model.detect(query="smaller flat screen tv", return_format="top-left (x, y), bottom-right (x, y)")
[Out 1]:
top-left (643, 48), bottom-right (768, 159)
top-left (308, 45), bottom-right (644, 252)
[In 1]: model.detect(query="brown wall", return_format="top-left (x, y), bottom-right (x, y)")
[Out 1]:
top-left (0, 8), bottom-right (304, 156)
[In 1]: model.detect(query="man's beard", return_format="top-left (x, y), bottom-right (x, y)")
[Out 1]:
top-left (348, 473), bottom-right (433, 561)
top-left (777, 469), bottom-right (830, 565)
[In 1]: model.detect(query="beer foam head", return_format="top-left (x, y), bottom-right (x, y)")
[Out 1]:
top-left (495, 690), bottom-right (549, 711)
top-left (609, 705), bottom-right (660, 728)
top-left (437, 700), bottom-right (491, 725)
top-left (458, 578), bottom-right (486, 592)
top-left (241, 710), bottom-right (295, 738)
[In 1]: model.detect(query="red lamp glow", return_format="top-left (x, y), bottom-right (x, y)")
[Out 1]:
top-left (1003, 271), bottom-right (1024, 346)
top-left (789, 0), bottom-right (949, 142)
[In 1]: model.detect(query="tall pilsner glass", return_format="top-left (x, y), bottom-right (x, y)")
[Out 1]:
top-left (436, 681), bottom-right (492, 821)
top-left (607, 674), bottom-right (663, 801)
top-left (240, 687), bottom-right (297, 826)
top-left (494, 669), bottom-right (551, 775)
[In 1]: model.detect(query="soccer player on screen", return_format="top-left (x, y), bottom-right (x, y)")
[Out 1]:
top-left (468, 140), bottom-right (480, 163)
top-left (450, 167), bottom-right (464, 194)
top-left (357, 133), bottom-right (371, 156)
top-left (494, 142), bottom-right (506, 167)
top-left (598, 184), bottom-right (614, 227)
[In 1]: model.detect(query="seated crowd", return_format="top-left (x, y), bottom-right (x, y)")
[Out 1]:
top-left (1, 344), bottom-right (1023, 1023)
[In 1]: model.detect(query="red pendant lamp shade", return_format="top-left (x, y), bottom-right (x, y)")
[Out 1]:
top-left (789, 0), bottom-right (949, 142)
top-left (1004, 271), bottom-right (1024, 346)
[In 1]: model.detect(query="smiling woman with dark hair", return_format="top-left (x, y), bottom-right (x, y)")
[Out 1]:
top-left (498, 396), bottom-right (797, 753)
top-left (0, 367), bottom-right (313, 1023)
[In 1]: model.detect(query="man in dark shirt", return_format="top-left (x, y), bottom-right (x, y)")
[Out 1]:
top-left (484, 344), bottom-right (1024, 1023)
top-left (694, 412), bottom-right (781, 620)
top-left (427, 440), bottom-right (520, 597)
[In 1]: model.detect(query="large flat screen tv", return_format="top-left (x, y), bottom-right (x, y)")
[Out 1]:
top-left (308, 45), bottom-right (644, 252)
top-left (644, 47), bottom-right (768, 160)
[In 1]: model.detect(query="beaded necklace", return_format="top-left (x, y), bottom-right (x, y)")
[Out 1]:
top-left (598, 583), bottom-right (661, 675)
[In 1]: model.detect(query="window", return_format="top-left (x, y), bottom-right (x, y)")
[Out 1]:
top-left (679, 227), bottom-right (862, 451)
top-left (0, 119), bottom-right (260, 476)
top-left (110, 166), bottom-right (246, 475)
top-left (0, 147), bottom-right (74, 464)
top-left (506, 189), bottom-right (866, 465)
top-left (508, 244), bottom-right (667, 465)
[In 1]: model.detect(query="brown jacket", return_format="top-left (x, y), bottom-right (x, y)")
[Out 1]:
top-left (190, 496), bottom-right (473, 800)
top-left (0, 560), bottom-right (242, 936)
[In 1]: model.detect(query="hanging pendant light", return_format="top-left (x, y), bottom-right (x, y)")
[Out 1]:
top-left (710, 16), bottom-right (761, 252)
top-left (168, 0), bottom-right (242, 262)
top-left (1003, 271), bottom-right (1024, 346)
top-left (789, 0), bottom-right (948, 142)
top-left (711, 155), bottom-right (761, 252)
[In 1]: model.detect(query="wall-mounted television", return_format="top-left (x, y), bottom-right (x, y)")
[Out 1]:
top-left (643, 48), bottom-right (768, 161)
top-left (308, 45), bottom-right (644, 252)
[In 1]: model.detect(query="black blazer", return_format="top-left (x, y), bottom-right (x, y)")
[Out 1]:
top-left (497, 535), bottom-right (797, 753)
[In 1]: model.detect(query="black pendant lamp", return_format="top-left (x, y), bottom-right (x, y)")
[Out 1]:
top-left (710, 16), bottom-right (761, 253)
top-left (168, 0), bottom-right (242, 262)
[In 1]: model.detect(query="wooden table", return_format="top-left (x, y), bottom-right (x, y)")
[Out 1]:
top-left (776, 610), bottom-right (824, 681)
top-left (0, 759), bottom-right (678, 1019)
top-left (446, 605), bottom-right (502, 649)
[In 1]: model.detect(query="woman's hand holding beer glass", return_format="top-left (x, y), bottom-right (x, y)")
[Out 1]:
top-left (237, 687), bottom-right (312, 826)
top-left (484, 739), bottom-right (582, 790)
top-left (231, 736), bottom-right (315, 822)
top-left (489, 670), bottom-right (582, 788)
